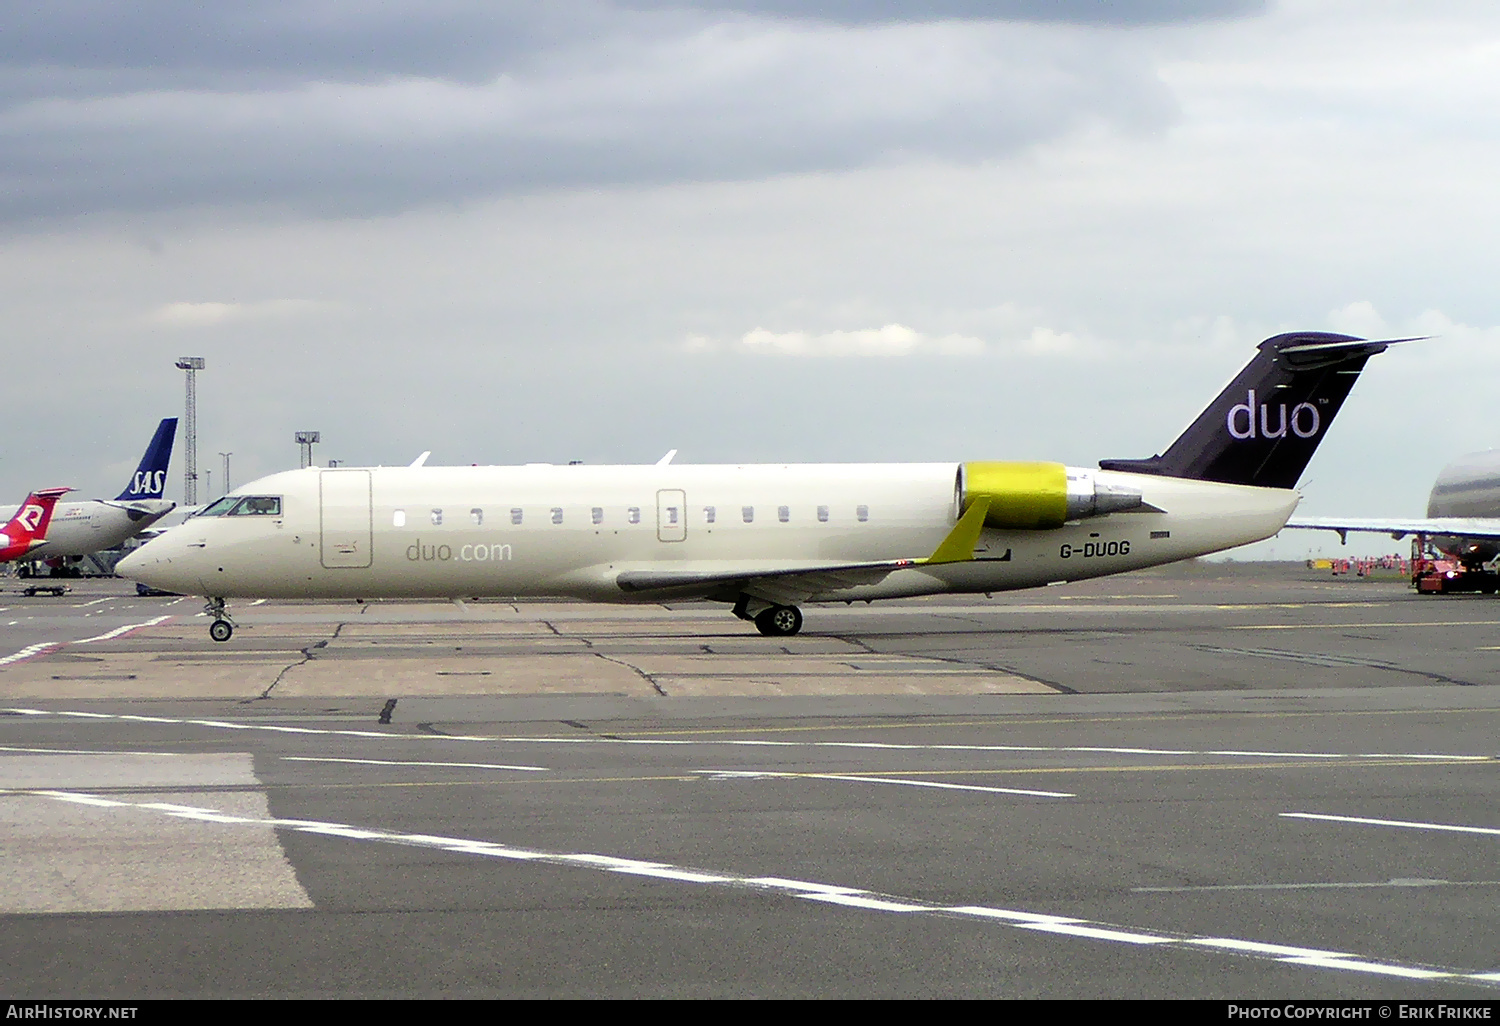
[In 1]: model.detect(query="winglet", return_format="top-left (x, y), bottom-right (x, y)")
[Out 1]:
top-left (924, 497), bottom-right (991, 565)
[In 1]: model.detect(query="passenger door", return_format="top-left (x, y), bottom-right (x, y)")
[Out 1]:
top-left (320, 470), bottom-right (373, 568)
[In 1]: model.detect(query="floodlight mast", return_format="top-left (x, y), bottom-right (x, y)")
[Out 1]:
top-left (295, 431), bottom-right (321, 469)
top-left (174, 357), bottom-right (205, 504)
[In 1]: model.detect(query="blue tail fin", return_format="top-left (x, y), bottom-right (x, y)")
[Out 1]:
top-left (116, 418), bottom-right (178, 500)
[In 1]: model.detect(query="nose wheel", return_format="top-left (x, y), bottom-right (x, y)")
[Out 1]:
top-left (754, 604), bottom-right (803, 637)
top-left (205, 598), bottom-right (235, 643)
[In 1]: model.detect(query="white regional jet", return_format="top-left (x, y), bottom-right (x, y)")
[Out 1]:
top-left (0, 419), bottom-right (178, 567)
top-left (119, 335), bottom-right (1398, 642)
top-left (1287, 449), bottom-right (1500, 568)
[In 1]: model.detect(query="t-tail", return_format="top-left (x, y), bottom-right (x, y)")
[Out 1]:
top-left (116, 418), bottom-right (178, 501)
top-left (1098, 332), bottom-right (1408, 490)
top-left (0, 487), bottom-right (73, 561)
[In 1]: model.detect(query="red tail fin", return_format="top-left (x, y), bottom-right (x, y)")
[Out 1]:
top-left (0, 488), bottom-right (73, 562)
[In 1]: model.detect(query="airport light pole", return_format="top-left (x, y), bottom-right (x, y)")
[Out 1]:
top-left (219, 452), bottom-right (232, 495)
top-left (174, 357), bottom-right (205, 505)
top-left (295, 431), bottom-right (320, 469)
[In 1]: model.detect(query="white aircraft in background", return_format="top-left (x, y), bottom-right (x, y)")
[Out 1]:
top-left (0, 418), bottom-right (178, 569)
top-left (1287, 449), bottom-right (1500, 569)
top-left (0, 488), bottom-right (73, 563)
top-left (119, 334), bottom-right (1400, 642)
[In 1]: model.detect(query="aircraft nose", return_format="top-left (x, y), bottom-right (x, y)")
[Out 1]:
top-left (114, 548), bottom-right (148, 577)
top-left (116, 542), bottom-right (195, 593)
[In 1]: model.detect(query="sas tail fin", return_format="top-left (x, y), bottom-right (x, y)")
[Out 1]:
top-left (1099, 332), bottom-right (1406, 489)
top-left (0, 487), bottom-right (73, 561)
top-left (116, 418), bottom-right (177, 501)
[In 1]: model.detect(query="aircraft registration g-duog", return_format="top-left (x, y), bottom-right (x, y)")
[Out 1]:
top-left (119, 334), bottom-right (1401, 642)
top-left (0, 418), bottom-right (178, 566)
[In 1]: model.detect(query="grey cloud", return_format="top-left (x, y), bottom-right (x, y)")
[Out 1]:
top-left (0, 21), bottom-right (1174, 223)
top-left (4, 2), bottom-right (1264, 87)
top-left (646, 2), bottom-right (1266, 26)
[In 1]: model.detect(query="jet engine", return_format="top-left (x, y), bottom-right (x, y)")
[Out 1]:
top-left (957, 462), bottom-right (1146, 530)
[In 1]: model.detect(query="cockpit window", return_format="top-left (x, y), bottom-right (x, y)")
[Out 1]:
top-left (195, 496), bottom-right (240, 517)
top-left (226, 496), bottom-right (282, 516)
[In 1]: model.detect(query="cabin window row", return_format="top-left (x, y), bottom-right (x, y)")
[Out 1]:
top-left (389, 505), bottom-right (871, 527)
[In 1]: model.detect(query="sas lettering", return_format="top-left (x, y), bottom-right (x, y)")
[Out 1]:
top-left (1060, 540), bottom-right (1130, 559)
top-left (131, 470), bottom-right (167, 495)
top-left (1226, 389), bottom-right (1321, 440)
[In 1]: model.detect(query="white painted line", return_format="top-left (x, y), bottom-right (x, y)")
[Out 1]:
top-left (6, 708), bottom-right (1488, 764)
top-left (1283, 812), bottom-right (1500, 838)
top-left (1016, 922), bottom-right (1173, 945)
top-left (1133, 878), bottom-right (1489, 893)
top-left (0, 745), bottom-right (197, 757)
top-left (0, 616), bottom-right (175, 666)
top-left (698, 769), bottom-right (1072, 799)
top-left (73, 599), bottom-right (111, 608)
top-left (74, 615), bottom-right (173, 644)
top-left (283, 756), bottom-right (549, 773)
top-left (1188, 938), bottom-right (1357, 959)
top-left (16, 787), bottom-right (1495, 990)
top-left (0, 643), bottom-right (61, 667)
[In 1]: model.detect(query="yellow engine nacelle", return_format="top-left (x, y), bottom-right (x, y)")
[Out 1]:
top-left (957, 462), bottom-right (1145, 530)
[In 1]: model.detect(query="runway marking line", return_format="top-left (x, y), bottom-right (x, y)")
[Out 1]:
top-left (1230, 620), bottom-right (1500, 631)
top-left (1283, 812), bottom-right (1500, 838)
top-left (694, 769), bottom-right (1073, 798)
top-left (4, 787), bottom-right (1490, 989)
top-left (0, 615), bottom-right (175, 666)
top-left (4, 708), bottom-right (1490, 764)
top-left (1133, 878), bottom-right (1500, 893)
top-left (602, 706), bottom-right (1500, 738)
top-left (282, 756), bottom-right (549, 773)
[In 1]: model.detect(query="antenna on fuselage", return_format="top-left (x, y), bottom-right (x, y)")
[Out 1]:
top-left (410, 451), bottom-right (431, 468)
top-left (656, 449), bottom-right (678, 466)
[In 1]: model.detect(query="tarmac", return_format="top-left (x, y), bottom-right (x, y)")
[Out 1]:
top-left (2, 563), bottom-right (1498, 998)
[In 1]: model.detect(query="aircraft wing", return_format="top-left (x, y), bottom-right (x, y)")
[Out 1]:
top-left (614, 494), bottom-right (995, 602)
top-left (1284, 516), bottom-right (1500, 541)
top-left (616, 558), bottom-right (922, 602)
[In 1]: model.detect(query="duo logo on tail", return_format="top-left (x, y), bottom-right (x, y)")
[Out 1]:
top-left (0, 488), bottom-right (74, 561)
top-left (1100, 332), bottom-right (1414, 489)
top-left (116, 418), bottom-right (178, 501)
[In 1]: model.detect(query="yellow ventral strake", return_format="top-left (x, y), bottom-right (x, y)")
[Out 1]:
top-left (961, 461), bottom-right (1068, 531)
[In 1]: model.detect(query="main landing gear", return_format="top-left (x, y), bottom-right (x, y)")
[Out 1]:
top-left (205, 597), bottom-right (235, 642)
top-left (732, 595), bottom-right (804, 637)
top-left (755, 605), bottom-right (803, 637)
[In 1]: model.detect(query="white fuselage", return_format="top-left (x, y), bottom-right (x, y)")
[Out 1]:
top-left (0, 499), bottom-right (175, 560)
top-left (119, 464), bottom-right (1297, 603)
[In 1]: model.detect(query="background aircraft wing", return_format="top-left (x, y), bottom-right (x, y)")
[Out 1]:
top-left (1284, 516), bottom-right (1500, 541)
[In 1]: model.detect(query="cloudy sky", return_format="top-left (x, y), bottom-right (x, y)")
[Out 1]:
top-left (3, 0), bottom-right (1498, 559)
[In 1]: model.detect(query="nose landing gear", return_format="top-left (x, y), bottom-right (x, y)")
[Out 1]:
top-left (205, 597), bottom-right (235, 642)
